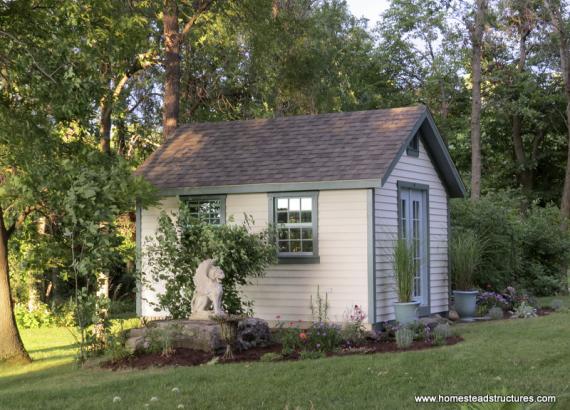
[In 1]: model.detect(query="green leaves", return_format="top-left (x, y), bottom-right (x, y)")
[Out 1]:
top-left (144, 202), bottom-right (277, 318)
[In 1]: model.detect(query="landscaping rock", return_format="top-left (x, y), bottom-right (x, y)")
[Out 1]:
top-left (448, 310), bottom-right (460, 321)
top-left (126, 320), bottom-right (225, 354)
top-left (125, 318), bottom-right (272, 354)
top-left (237, 318), bottom-right (271, 350)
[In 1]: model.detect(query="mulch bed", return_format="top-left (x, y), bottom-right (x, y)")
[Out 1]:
top-left (101, 336), bottom-right (463, 371)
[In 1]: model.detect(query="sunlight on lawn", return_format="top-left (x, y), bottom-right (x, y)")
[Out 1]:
top-left (0, 328), bottom-right (77, 378)
top-left (1, 310), bottom-right (569, 409)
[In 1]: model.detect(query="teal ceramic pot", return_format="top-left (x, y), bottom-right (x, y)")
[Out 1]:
top-left (394, 301), bottom-right (421, 324)
top-left (453, 290), bottom-right (478, 318)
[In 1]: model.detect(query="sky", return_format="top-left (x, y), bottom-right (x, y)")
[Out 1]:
top-left (345, 0), bottom-right (390, 27)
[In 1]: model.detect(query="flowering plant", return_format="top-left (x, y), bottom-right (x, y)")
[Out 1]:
top-left (342, 304), bottom-right (368, 344)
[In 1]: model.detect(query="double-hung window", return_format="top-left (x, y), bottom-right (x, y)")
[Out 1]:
top-left (180, 195), bottom-right (226, 225)
top-left (270, 192), bottom-right (319, 263)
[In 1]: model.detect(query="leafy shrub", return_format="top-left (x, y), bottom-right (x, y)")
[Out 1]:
top-left (431, 325), bottom-right (450, 346)
top-left (14, 303), bottom-right (56, 329)
top-left (488, 307), bottom-right (504, 320)
top-left (451, 196), bottom-right (570, 295)
top-left (395, 327), bottom-right (414, 349)
top-left (106, 321), bottom-right (132, 362)
top-left (511, 302), bottom-right (537, 319)
top-left (144, 204), bottom-right (277, 318)
top-left (517, 205), bottom-right (570, 296)
top-left (304, 322), bottom-right (342, 352)
top-left (260, 352), bottom-right (282, 362)
top-left (451, 196), bottom-right (520, 290)
top-left (277, 327), bottom-right (303, 356)
top-left (477, 292), bottom-right (511, 312)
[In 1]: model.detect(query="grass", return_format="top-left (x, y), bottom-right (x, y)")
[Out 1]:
top-left (1, 310), bottom-right (570, 409)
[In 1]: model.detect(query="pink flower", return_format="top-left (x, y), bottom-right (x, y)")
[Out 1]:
top-left (299, 332), bottom-right (308, 341)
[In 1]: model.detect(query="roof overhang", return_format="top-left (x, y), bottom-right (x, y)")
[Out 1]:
top-left (157, 178), bottom-right (381, 196)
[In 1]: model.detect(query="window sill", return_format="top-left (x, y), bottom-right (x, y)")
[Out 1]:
top-left (277, 256), bottom-right (320, 265)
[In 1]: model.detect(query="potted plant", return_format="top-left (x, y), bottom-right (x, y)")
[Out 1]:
top-left (450, 229), bottom-right (482, 319)
top-left (392, 239), bottom-right (420, 324)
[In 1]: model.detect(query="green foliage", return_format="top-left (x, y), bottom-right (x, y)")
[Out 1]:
top-left (450, 230), bottom-right (483, 291)
top-left (144, 203), bottom-right (277, 318)
top-left (277, 327), bottom-right (303, 357)
top-left (395, 327), bottom-right (414, 349)
top-left (304, 322), bottom-right (342, 353)
top-left (452, 196), bottom-right (570, 295)
top-left (517, 205), bottom-right (570, 296)
top-left (550, 299), bottom-right (565, 311)
top-left (432, 324), bottom-right (452, 346)
top-left (259, 352), bottom-right (283, 362)
top-left (451, 196), bottom-right (519, 290)
top-left (511, 302), bottom-right (538, 319)
top-left (310, 286), bottom-right (330, 323)
top-left (341, 304), bottom-right (367, 344)
top-left (299, 350), bottom-right (326, 360)
top-left (393, 239), bottom-right (416, 302)
top-left (14, 303), bottom-right (55, 329)
top-left (488, 307), bottom-right (504, 320)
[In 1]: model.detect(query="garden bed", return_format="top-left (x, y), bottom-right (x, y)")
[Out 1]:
top-left (102, 336), bottom-right (463, 370)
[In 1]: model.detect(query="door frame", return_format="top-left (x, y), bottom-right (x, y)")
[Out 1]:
top-left (396, 181), bottom-right (431, 316)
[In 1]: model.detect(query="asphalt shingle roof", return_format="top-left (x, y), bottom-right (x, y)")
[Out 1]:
top-left (136, 105), bottom-right (428, 189)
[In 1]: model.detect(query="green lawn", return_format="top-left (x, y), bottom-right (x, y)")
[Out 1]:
top-left (1, 309), bottom-right (570, 410)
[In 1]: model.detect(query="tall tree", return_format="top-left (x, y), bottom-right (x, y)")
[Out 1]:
top-left (545, 0), bottom-right (570, 221)
top-left (162, 0), bottom-right (214, 140)
top-left (468, 0), bottom-right (488, 200)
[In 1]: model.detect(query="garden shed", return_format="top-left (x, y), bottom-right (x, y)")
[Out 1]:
top-left (136, 105), bottom-right (465, 325)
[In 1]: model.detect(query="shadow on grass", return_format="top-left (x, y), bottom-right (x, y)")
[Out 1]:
top-left (28, 343), bottom-right (77, 354)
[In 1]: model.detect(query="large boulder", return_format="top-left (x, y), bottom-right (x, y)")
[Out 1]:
top-left (237, 318), bottom-right (271, 350)
top-left (125, 318), bottom-right (272, 354)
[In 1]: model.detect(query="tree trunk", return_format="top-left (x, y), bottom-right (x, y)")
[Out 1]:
top-left (546, 0), bottom-right (570, 222)
top-left (163, 0), bottom-right (181, 140)
top-left (512, 21), bottom-right (533, 194)
top-left (99, 95), bottom-right (112, 154)
top-left (469, 0), bottom-right (487, 200)
top-left (0, 208), bottom-right (30, 362)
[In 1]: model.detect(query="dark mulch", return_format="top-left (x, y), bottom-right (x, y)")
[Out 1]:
top-left (101, 336), bottom-right (463, 371)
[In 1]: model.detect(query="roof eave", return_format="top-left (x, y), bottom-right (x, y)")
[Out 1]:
top-left (156, 178), bottom-right (382, 196)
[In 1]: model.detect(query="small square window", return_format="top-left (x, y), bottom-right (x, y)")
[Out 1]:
top-left (270, 193), bottom-right (318, 262)
top-left (181, 196), bottom-right (225, 225)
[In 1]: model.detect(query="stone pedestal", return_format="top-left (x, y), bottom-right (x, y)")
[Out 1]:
top-left (125, 318), bottom-right (271, 354)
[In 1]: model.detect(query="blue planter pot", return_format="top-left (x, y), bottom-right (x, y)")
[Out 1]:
top-left (453, 290), bottom-right (478, 318)
top-left (394, 301), bottom-right (420, 324)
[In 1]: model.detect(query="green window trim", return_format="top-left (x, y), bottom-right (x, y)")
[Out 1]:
top-left (406, 133), bottom-right (420, 157)
top-left (268, 191), bottom-right (319, 264)
top-left (179, 194), bottom-right (227, 225)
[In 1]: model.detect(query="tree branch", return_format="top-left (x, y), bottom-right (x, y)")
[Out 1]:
top-left (6, 205), bottom-right (42, 239)
top-left (180, 0), bottom-right (215, 42)
top-left (0, 30), bottom-right (56, 83)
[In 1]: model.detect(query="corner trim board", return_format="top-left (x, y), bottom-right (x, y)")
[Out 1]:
top-left (367, 188), bottom-right (377, 323)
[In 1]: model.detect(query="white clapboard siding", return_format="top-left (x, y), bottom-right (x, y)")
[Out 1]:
top-left (229, 190), bottom-right (369, 323)
top-left (375, 139), bottom-right (449, 322)
top-left (140, 196), bottom-right (179, 317)
top-left (139, 190), bottom-right (370, 323)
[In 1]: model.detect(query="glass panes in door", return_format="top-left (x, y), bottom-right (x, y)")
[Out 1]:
top-left (399, 187), bottom-right (428, 305)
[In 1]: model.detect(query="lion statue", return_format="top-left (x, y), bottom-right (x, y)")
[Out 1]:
top-left (190, 259), bottom-right (226, 319)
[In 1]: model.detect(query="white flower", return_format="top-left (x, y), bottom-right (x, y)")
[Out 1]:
top-left (150, 397), bottom-right (159, 402)
top-left (177, 405), bottom-right (185, 409)
top-left (113, 396), bottom-right (121, 403)
top-left (172, 387), bottom-right (180, 393)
